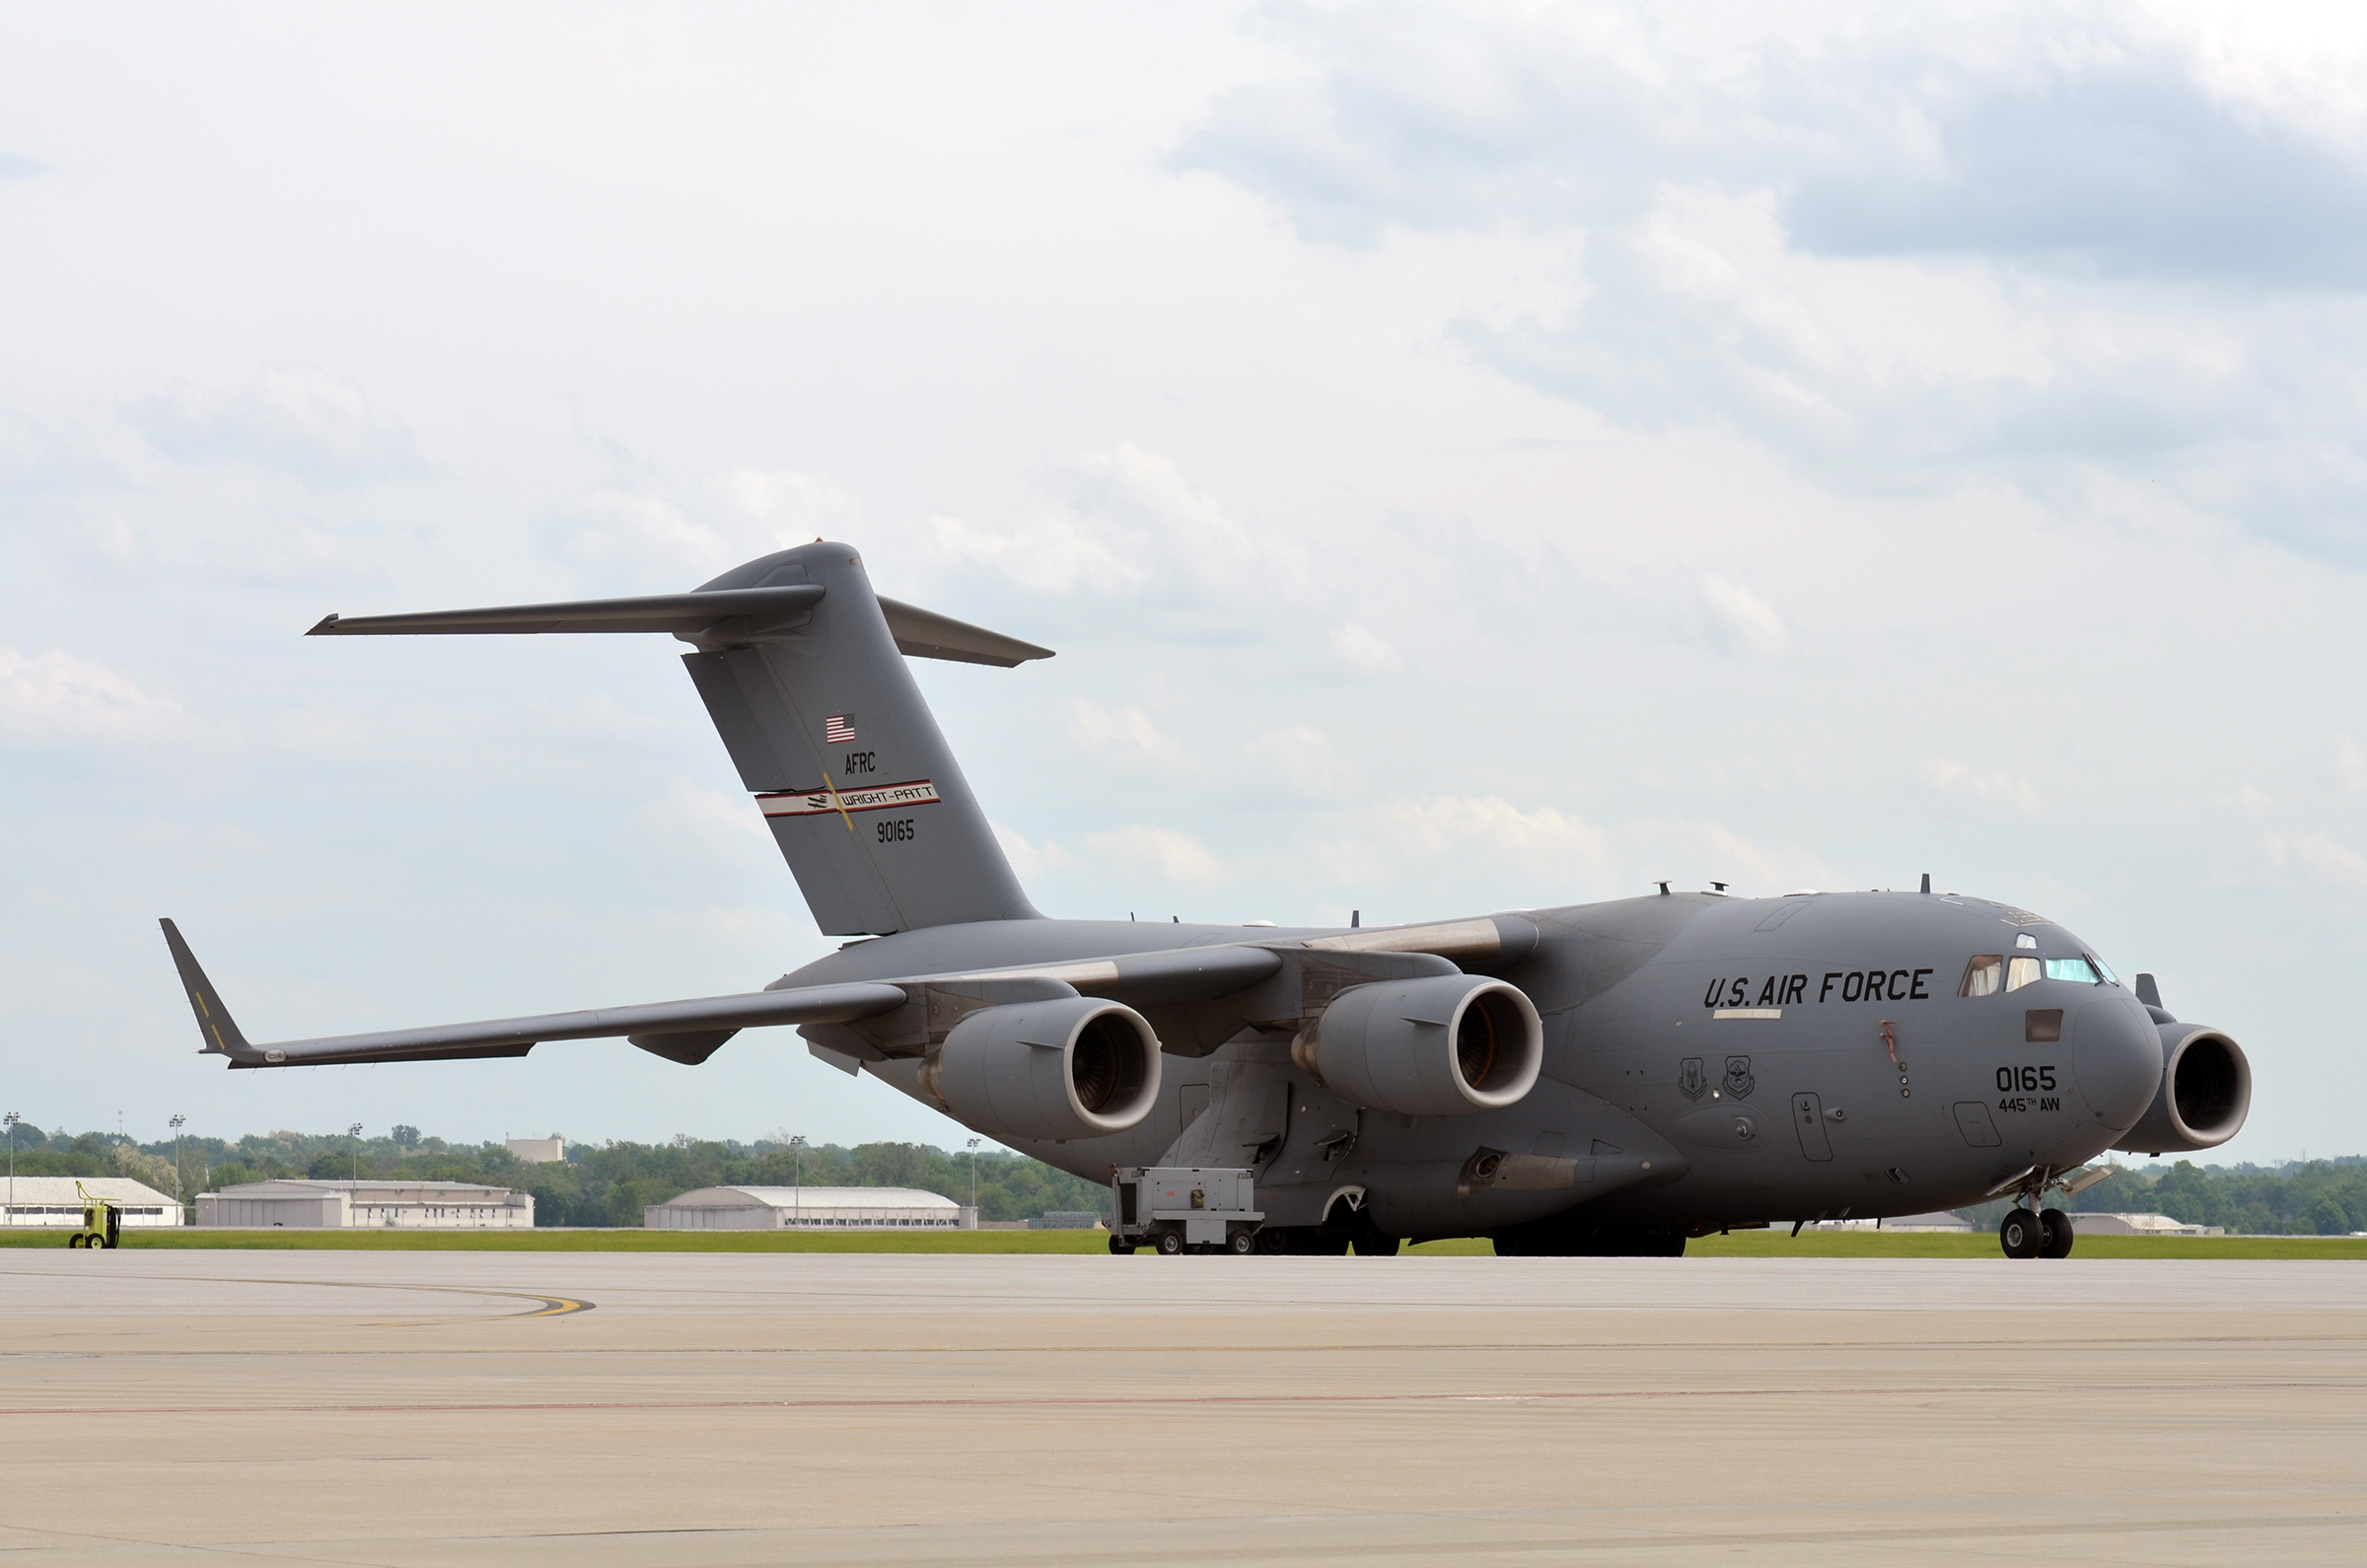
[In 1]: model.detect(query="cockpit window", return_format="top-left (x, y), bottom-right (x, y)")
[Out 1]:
top-left (2044, 957), bottom-right (2101, 984)
top-left (1959, 956), bottom-right (2003, 997)
top-left (2089, 954), bottom-right (2118, 984)
top-left (2005, 957), bottom-right (2043, 992)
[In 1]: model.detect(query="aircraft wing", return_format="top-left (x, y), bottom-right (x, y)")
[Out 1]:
top-left (161, 918), bottom-right (909, 1069)
top-left (160, 920), bottom-right (1281, 1070)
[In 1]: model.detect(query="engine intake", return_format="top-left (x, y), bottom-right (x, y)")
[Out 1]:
top-left (924, 996), bottom-right (1163, 1142)
top-left (1293, 974), bottom-right (1543, 1117)
top-left (2114, 1026), bottom-right (2252, 1155)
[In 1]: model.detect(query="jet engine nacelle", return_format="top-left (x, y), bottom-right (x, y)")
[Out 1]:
top-left (2113, 1025), bottom-right (2251, 1155)
top-left (1293, 974), bottom-right (1543, 1117)
top-left (924, 996), bottom-right (1163, 1142)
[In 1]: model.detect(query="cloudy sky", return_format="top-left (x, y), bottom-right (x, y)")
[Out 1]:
top-left (5, 2), bottom-right (2363, 1162)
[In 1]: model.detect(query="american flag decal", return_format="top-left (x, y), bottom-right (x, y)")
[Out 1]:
top-left (825, 714), bottom-right (856, 745)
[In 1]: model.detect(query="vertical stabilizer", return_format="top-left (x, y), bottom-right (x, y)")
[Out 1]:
top-left (681, 542), bottom-right (1043, 935)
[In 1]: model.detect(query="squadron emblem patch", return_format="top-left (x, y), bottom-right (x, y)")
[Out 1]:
top-left (1679, 1057), bottom-right (1708, 1101)
top-left (1723, 1054), bottom-right (1756, 1100)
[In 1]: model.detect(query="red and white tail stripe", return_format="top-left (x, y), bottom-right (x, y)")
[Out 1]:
top-left (757, 779), bottom-right (940, 819)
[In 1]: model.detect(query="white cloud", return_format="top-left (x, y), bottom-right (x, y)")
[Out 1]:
top-left (1181, 5), bottom-right (2367, 562)
top-left (0, 647), bottom-right (192, 747)
top-left (1624, 820), bottom-right (1837, 898)
top-left (1068, 700), bottom-right (1192, 768)
top-left (709, 466), bottom-right (857, 533)
top-left (1331, 623), bottom-right (1404, 674)
top-left (1383, 794), bottom-right (1614, 879)
top-left (2264, 831), bottom-right (2367, 890)
top-left (1084, 824), bottom-right (1227, 886)
top-left (991, 821), bottom-right (1054, 883)
top-left (1256, 724), bottom-right (1354, 795)
top-left (2336, 736), bottom-right (2367, 792)
top-left (635, 779), bottom-right (773, 866)
top-left (541, 486), bottom-right (731, 578)
top-left (125, 365), bottom-right (423, 489)
top-left (930, 443), bottom-right (1304, 601)
top-left (1697, 575), bottom-right (1784, 656)
top-left (1921, 758), bottom-right (2044, 814)
top-left (929, 509), bottom-right (1144, 594)
top-left (538, 456), bottom-right (861, 587)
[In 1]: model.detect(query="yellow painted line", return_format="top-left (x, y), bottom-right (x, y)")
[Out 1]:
top-left (823, 772), bottom-right (855, 831)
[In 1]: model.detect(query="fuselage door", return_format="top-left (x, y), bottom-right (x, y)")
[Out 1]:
top-left (1791, 1092), bottom-right (1832, 1162)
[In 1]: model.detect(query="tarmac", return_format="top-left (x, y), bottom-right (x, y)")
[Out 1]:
top-left (1, 1251), bottom-right (2360, 1565)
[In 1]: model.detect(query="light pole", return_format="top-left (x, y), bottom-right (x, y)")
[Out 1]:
top-left (348, 1123), bottom-right (364, 1190)
top-left (789, 1136), bottom-right (807, 1229)
top-left (967, 1137), bottom-right (980, 1218)
top-left (169, 1115), bottom-right (185, 1222)
top-left (4, 1112), bottom-right (19, 1230)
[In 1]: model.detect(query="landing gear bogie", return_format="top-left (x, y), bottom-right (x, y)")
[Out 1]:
top-left (1998, 1208), bottom-right (2043, 1258)
top-left (2040, 1207), bottom-right (2076, 1258)
top-left (1998, 1204), bottom-right (2078, 1258)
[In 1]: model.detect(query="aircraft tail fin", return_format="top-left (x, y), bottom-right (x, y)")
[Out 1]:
top-left (310, 542), bottom-right (1047, 936)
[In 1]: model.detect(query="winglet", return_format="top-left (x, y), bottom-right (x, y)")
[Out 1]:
top-left (159, 919), bottom-right (252, 1059)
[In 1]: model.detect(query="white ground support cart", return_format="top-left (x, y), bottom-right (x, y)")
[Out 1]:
top-left (1110, 1167), bottom-right (1263, 1255)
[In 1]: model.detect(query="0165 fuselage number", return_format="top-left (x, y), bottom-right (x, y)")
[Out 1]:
top-left (877, 818), bottom-right (916, 844)
top-left (1996, 1063), bottom-right (2059, 1113)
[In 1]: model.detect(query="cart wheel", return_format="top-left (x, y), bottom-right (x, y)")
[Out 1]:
top-left (1156, 1230), bottom-right (1185, 1255)
top-left (1226, 1230), bottom-right (1255, 1255)
top-left (1107, 1236), bottom-right (1135, 1255)
top-left (68, 1234), bottom-right (84, 1248)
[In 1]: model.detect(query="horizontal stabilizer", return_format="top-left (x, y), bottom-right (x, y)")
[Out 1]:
top-left (307, 585), bottom-right (825, 638)
top-left (306, 586), bottom-right (1052, 666)
top-left (158, 921), bottom-right (906, 1069)
top-left (876, 597), bottom-right (1053, 667)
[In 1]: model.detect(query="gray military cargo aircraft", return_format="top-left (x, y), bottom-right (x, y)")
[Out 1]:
top-left (161, 540), bottom-right (2252, 1258)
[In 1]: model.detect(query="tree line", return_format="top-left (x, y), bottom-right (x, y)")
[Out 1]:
top-left (0, 1123), bottom-right (1114, 1227)
top-left (1952, 1158), bottom-right (2366, 1235)
top-left (9, 1120), bottom-right (2359, 1235)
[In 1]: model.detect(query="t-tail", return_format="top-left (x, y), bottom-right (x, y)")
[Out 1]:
top-left (309, 540), bottom-right (1048, 934)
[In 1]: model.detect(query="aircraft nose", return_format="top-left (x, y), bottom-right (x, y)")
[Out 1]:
top-left (2069, 995), bottom-right (2162, 1132)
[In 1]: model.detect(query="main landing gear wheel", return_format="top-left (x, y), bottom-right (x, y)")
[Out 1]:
top-left (1998, 1208), bottom-right (2043, 1259)
top-left (1225, 1230), bottom-right (1255, 1255)
top-left (1155, 1230), bottom-right (1185, 1256)
top-left (2040, 1207), bottom-right (2076, 1259)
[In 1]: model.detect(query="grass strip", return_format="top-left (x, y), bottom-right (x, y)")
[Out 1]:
top-left (8, 1229), bottom-right (2364, 1258)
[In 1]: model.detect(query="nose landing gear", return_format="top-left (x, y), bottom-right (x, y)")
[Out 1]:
top-left (1992, 1166), bottom-right (2103, 1257)
top-left (2000, 1206), bottom-right (2079, 1257)
top-left (1999, 1208), bottom-right (2044, 1258)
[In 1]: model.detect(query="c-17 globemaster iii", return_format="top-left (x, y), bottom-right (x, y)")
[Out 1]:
top-left (160, 540), bottom-right (2251, 1258)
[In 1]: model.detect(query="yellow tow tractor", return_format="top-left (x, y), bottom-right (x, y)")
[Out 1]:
top-left (68, 1179), bottom-right (121, 1249)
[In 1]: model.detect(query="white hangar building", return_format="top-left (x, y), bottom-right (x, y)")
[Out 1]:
top-left (1, 1177), bottom-right (183, 1228)
top-left (646, 1185), bottom-right (976, 1231)
top-left (196, 1179), bottom-right (533, 1229)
